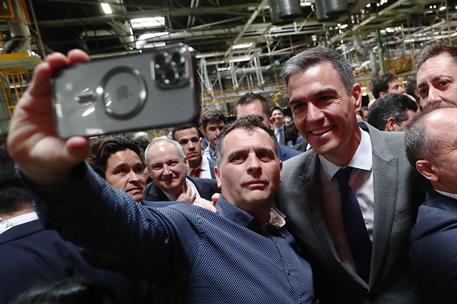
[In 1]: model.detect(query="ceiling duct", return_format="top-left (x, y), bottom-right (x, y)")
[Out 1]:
top-left (5, 0), bottom-right (31, 53)
top-left (270, 0), bottom-right (302, 25)
top-left (314, 0), bottom-right (330, 21)
top-left (326, 0), bottom-right (348, 16)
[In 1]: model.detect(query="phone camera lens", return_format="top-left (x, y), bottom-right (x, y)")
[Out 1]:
top-left (155, 53), bottom-right (168, 69)
top-left (171, 52), bottom-right (184, 67)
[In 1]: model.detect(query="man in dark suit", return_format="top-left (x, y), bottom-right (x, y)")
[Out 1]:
top-left (405, 107), bottom-right (457, 303)
top-left (277, 46), bottom-right (425, 303)
top-left (236, 92), bottom-right (300, 161)
top-left (144, 137), bottom-right (219, 202)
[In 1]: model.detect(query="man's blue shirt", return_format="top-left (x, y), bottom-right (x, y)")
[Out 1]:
top-left (32, 164), bottom-right (314, 303)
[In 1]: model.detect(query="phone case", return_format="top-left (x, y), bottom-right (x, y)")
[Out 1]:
top-left (52, 44), bottom-right (200, 138)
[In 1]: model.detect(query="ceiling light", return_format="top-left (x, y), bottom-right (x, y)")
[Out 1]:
top-left (130, 17), bottom-right (165, 29)
top-left (100, 3), bottom-right (113, 15)
top-left (232, 42), bottom-right (254, 50)
top-left (439, 6), bottom-right (446, 11)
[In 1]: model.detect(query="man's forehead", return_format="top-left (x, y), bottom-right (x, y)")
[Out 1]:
top-left (207, 120), bottom-right (224, 127)
top-left (175, 127), bottom-right (199, 137)
top-left (417, 53), bottom-right (456, 79)
top-left (110, 149), bottom-right (140, 160)
top-left (223, 127), bottom-right (273, 148)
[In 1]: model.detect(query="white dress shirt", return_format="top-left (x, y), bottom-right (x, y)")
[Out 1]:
top-left (0, 211), bottom-right (38, 235)
top-left (318, 128), bottom-right (374, 272)
top-left (187, 156), bottom-right (213, 179)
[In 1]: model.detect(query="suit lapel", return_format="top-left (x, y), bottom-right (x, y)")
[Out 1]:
top-left (366, 125), bottom-right (398, 287)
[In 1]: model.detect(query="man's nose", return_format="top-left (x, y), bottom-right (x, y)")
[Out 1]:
top-left (162, 164), bottom-right (171, 175)
top-left (307, 103), bottom-right (324, 121)
top-left (423, 86), bottom-right (444, 109)
top-left (246, 154), bottom-right (261, 172)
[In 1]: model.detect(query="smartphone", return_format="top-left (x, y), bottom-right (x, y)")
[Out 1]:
top-left (52, 44), bottom-right (200, 138)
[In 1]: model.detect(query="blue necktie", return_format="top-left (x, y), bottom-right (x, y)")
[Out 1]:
top-left (334, 167), bottom-right (372, 283)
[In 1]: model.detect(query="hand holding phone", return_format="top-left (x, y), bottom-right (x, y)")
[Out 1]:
top-left (52, 44), bottom-right (200, 138)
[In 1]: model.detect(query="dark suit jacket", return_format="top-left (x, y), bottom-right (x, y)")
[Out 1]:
top-left (410, 190), bottom-right (457, 304)
top-left (277, 122), bottom-right (426, 303)
top-left (0, 219), bottom-right (153, 303)
top-left (144, 176), bottom-right (220, 202)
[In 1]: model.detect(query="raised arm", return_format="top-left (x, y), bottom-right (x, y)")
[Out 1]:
top-left (7, 50), bottom-right (91, 186)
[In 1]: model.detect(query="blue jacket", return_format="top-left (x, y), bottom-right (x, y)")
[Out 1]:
top-left (278, 143), bottom-right (300, 161)
top-left (0, 219), bottom-right (154, 303)
top-left (410, 189), bottom-right (457, 303)
top-left (32, 164), bottom-right (314, 303)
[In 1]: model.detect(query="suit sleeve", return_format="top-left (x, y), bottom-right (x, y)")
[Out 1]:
top-left (30, 163), bottom-right (198, 283)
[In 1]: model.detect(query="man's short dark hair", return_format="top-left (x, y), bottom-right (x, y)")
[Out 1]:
top-left (89, 136), bottom-right (144, 178)
top-left (367, 93), bottom-right (418, 130)
top-left (200, 109), bottom-right (226, 130)
top-left (270, 106), bottom-right (284, 117)
top-left (0, 133), bottom-right (33, 214)
top-left (416, 43), bottom-right (457, 71)
top-left (236, 92), bottom-right (270, 117)
top-left (281, 46), bottom-right (355, 95)
top-left (371, 73), bottom-right (398, 99)
top-left (215, 115), bottom-right (278, 166)
top-left (171, 123), bottom-right (200, 140)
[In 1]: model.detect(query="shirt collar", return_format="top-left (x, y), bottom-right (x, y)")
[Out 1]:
top-left (0, 211), bottom-right (38, 235)
top-left (215, 196), bottom-right (286, 230)
top-left (435, 189), bottom-right (457, 200)
top-left (319, 127), bottom-right (373, 179)
top-left (186, 156), bottom-right (209, 175)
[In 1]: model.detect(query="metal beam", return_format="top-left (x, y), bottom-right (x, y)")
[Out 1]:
top-left (36, 3), bottom-right (259, 28)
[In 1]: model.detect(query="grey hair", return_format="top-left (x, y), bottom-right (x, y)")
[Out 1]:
top-left (281, 46), bottom-right (355, 95)
top-left (405, 112), bottom-right (433, 168)
top-left (144, 137), bottom-right (185, 165)
top-left (415, 43), bottom-right (457, 71)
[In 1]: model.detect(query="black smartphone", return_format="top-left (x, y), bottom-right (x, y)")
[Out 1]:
top-left (52, 44), bottom-right (200, 138)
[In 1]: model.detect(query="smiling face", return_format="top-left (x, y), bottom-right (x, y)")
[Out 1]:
top-left (146, 141), bottom-right (187, 195)
top-left (270, 109), bottom-right (284, 127)
top-left (287, 61), bottom-right (361, 166)
top-left (215, 127), bottom-right (281, 213)
top-left (104, 149), bottom-right (147, 202)
top-left (416, 53), bottom-right (457, 110)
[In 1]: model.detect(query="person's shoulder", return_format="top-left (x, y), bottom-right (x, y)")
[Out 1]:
top-left (190, 176), bottom-right (217, 187)
top-left (278, 143), bottom-right (300, 161)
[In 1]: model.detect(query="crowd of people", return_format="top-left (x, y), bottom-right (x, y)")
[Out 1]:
top-left (2, 42), bottom-right (457, 303)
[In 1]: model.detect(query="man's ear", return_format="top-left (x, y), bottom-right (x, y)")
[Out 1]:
top-left (416, 160), bottom-right (439, 183)
top-left (184, 156), bottom-right (190, 168)
top-left (214, 165), bottom-right (222, 188)
top-left (352, 84), bottom-right (362, 112)
top-left (379, 91), bottom-right (385, 97)
top-left (385, 117), bottom-right (399, 132)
